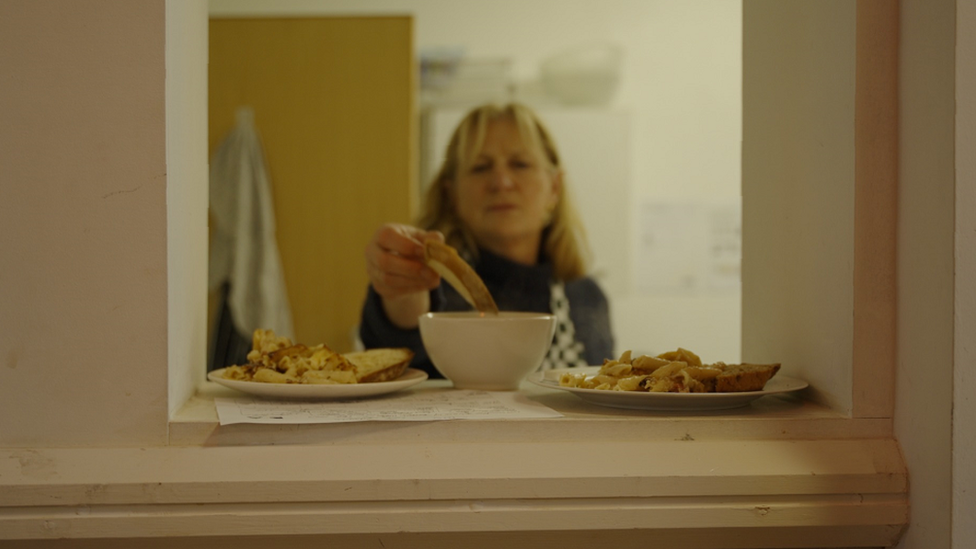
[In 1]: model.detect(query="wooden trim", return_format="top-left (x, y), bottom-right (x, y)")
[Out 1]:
top-left (1, 440), bottom-right (908, 546)
top-left (406, 17), bottom-right (421, 221)
top-left (853, 0), bottom-right (899, 418)
top-left (0, 528), bottom-right (913, 549)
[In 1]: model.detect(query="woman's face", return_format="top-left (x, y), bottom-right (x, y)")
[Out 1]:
top-left (452, 118), bottom-right (561, 261)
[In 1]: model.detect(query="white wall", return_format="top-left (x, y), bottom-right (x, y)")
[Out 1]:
top-left (209, 0), bottom-right (744, 362)
top-left (166, 0), bottom-right (210, 416)
top-left (741, 1), bottom-right (856, 413)
top-left (0, 0), bottom-right (171, 447)
top-left (895, 0), bottom-right (957, 547)
top-left (955, 1), bottom-right (976, 547)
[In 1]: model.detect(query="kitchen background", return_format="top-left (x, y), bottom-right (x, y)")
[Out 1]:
top-left (208, 0), bottom-right (742, 364)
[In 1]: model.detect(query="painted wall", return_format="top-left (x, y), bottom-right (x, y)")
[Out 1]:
top-left (1, 2), bottom-right (971, 547)
top-left (895, 0), bottom-right (960, 548)
top-left (895, 0), bottom-right (957, 547)
top-left (167, 0), bottom-right (210, 417)
top-left (954, 1), bottom-right (976, 546)
top-left (0, 0), bottom-right (171, 446)
top-left (208, 0), bottom-right (744, 362)
top-left (741, 1), bottom-right (856, 413)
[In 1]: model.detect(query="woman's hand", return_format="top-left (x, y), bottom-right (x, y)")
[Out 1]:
top-left (365, 224), bottom-right (444, 329)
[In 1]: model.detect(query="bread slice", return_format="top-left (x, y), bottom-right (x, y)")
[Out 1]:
top-left (343, 348), bottom-right (415, 383)
top-left (424, 240), bottom-right (499, 314)
top-left (713, 363), bottom-right (781, 392)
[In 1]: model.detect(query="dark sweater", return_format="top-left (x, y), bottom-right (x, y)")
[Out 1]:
top-left (358, 248), bottom-right (615, 378)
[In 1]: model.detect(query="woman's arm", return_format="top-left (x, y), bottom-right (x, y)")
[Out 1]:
top-left (364, 224), bottom-right (443, 329)
top-left (380, 292), bottom-right (430, 330)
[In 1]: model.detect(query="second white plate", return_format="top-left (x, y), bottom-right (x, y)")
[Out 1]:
top-left (528, 366), bottom-right (808, 411)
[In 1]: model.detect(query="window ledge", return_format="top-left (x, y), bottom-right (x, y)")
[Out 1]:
top-left (169, 379), bottom-right (890, 446)
top-left (1, 381), bottom-right (908, 547)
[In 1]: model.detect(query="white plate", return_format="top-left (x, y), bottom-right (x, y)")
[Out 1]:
top-left (528, 366), bottom-right (808, 411)
top-left (207, 368), bottom-right (428, 400)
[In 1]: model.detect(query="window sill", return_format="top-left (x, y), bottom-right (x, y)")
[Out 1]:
top-left (1, 381), bottom-right (908, 547)
top-left (170, 379), bottom-right (889, 446)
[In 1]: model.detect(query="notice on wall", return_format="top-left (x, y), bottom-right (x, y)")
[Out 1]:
top-left (634, 198), bottom-right (741, 294)
top-left (705, 201), bottom-right (742, 291)
top-left (214, 388), bottom-right (563, 425)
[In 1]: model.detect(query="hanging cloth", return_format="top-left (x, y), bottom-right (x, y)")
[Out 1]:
top-left (208, 107), bottom-right (294, 347)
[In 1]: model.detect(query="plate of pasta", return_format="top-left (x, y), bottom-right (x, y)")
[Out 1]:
top-left (206, 328), bottom-right (428, 399)
top-left (528, 348), bottom-right (808, 411)
top-left (209, 367), bottom-right (428, 400)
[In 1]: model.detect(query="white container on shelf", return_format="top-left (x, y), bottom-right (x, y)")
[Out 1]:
top-left (540, 43), bottom-right (623, 106)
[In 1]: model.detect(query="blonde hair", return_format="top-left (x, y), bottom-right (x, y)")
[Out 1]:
top-left (418, 103), bottom-right (591, 281)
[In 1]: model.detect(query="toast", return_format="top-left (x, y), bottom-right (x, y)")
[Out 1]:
top-left (713, 363), bottom-right (781, 392)
top-left (424, 240), bottom-right (499, 314)
top-left (343, 348), bottom-right (414, 383)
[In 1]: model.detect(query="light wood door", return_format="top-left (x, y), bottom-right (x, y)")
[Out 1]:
top-left (209, 17), bottom-right (416, 352)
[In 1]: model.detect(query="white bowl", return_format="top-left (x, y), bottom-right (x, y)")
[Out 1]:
top-left (419, 311), bottom-right (557, 391)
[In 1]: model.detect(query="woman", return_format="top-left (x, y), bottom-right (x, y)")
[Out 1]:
top-left (359, 103), bottom-right (614, 377)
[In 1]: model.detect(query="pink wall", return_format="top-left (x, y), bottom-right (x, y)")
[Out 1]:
top-left (0, 0), bottom-right (169, 446)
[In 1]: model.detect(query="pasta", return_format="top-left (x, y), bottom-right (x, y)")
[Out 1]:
top-left (559, 349), bottom-right (780, 393)
top-left (222, 329), bottom-right (358, 385)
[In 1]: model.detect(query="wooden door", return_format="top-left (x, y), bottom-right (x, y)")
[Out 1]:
top-left (209, 17), bottom-right (416, 352)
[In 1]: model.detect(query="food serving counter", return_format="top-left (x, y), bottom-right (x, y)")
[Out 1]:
top-left (1, 379), bottom-right (908, 548)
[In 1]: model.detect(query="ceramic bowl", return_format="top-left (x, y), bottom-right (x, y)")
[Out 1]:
top-left (418, 311), bottom-right (557, 391)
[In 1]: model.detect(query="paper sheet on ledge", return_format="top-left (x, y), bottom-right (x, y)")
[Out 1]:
top-left (214, 388), bottom-right (563, 425)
